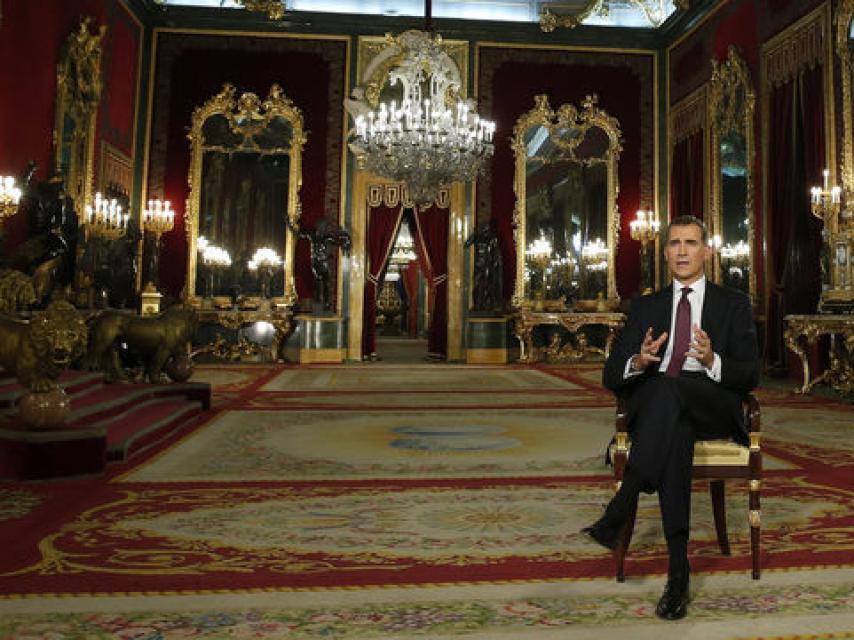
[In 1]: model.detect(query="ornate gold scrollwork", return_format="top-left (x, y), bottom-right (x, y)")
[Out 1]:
top-left (511, 94), bottom-right (622, 311)
top-left (185, 83), bottom-right (306, 307)
top-left (53, 17), bottom-right (107, 208)
top-left (708, 46), bottom-right (757, 301)
top-left (836, 0), bottom-right (854, 195)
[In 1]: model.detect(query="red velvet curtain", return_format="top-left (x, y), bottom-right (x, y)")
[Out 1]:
top-left (362, 204), bottom-right (403, 359)
top-left (766, 64), bottom-right (825, 371)
top-left (402, 260), bottom-right (420, 337)
top-left (670, 130), bottom-right (704, 219)
top-left (411, 206), bottom-right (450, 359)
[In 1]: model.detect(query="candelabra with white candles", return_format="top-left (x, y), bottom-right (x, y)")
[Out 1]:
top-left (200, 238), bottom-right (232, 298)
top-left (526, 234), bottom-right (552, 305)
top-left (630, 209), bottom-right (660, 294)
top-left (142, 198), bottom-right (175, 292)
top-left (0, 175), bottom-right (22, 223)
top-left (810, 169), bottom-right (854, 311)
top-left (83, 192), bottom-right (129, 240)
top-left (248, 247), bottom-right (282, 298)
top-left (580, 238), bottom-right (609, 300)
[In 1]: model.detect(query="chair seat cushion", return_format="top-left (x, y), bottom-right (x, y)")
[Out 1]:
top-left (609, 439), bottom-right (750, 467)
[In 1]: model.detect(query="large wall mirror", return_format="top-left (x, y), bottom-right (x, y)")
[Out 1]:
top-left (512, 94), bottom-right (622, 310)
top-left (185, 84), bottom-right (306, 306)
top-left (708, 47), bottom-right (756, 300)
top-left (54, 17), bottom-right (107, 208)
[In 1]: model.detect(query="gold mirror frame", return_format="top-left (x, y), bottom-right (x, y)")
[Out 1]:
top-left (185, 83), bottom-right (306, 305)
top-left (511, 94), bottom-right (622, 309)
top-left (53, 17), bottom-right (106, 208)
top-left (838, 0), bottom-right (854, 196)
top-left (708, 46), bottom-right (756, 301)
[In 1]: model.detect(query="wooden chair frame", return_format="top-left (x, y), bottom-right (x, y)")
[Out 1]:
top-left (612, 393), bottom-right (761, 581)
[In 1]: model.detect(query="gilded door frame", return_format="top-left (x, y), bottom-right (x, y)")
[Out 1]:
top-left (347, 171), bottom-right (465, 361)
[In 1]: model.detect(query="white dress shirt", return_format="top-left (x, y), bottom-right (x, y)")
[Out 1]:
top-left (624, 275), bottom-right (722, 381)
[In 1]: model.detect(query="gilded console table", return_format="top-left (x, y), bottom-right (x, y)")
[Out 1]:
top-left (512, 310), bottom-right (626, 363)
top-left (784, 314), bottom-right (854, 395)
top-left (195, 307), bottom-right (295, 362)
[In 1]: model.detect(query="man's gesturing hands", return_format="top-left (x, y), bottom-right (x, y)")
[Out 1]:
top-left (631, 327), bottom-right (668, 371)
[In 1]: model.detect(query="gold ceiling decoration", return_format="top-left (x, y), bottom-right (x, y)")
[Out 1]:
top-left (238, 0), bottom-right (287, 20)
top-left (540, 0), bottom-right (677, 31)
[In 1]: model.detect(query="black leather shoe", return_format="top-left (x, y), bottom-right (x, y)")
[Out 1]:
top-left (655, 578), bottom-right (690, 620)
top-left (581, 518), bottom-right (620, 551)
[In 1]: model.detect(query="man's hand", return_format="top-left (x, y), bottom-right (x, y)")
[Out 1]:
top-left (687, 324), bottom-right (715, 368)
top-left (632, 327), bottom-right (668, 371)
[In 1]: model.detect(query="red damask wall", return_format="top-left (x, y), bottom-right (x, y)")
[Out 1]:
top-left (0, 0), bottom-right (141, 242)
top-left (146, 32), bottom-right (348, 299)
top-left (477, 46), bottom-right (655, 300)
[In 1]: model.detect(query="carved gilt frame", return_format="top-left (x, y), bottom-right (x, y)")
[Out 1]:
top-left (708, 46), bottom-right (757, 300)
top-left (185, 83), bottom-right (306, 305)
top-left (511, 94), bottom-right (623, 309)
top-left (53, 17), bottom-right (107, 208)
top-left (838, 0), bottom-right (854, 196)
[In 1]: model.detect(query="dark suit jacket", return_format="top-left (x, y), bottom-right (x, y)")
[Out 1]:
top-left (603, 281), bottom-right (759, 435)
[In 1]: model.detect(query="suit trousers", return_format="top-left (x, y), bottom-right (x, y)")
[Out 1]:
top-left (625, 372), bottom-right (739, 539)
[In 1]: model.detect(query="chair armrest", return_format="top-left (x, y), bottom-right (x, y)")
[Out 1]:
top-left (743, 393), bottom-right (761, 433)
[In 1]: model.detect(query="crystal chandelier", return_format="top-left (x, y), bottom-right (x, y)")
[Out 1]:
top-left (348, 3), bottom-right (495, 208)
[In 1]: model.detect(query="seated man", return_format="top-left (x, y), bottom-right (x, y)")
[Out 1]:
top-left (583, 215), bottom-right (759, 620)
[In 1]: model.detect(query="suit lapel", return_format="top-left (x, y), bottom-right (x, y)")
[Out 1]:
top-left (701, 281), bottom-right (726, 345)
top-left (657, 284), bottom-right (674, 338)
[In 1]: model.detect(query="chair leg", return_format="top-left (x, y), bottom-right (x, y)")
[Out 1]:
top-left (750, 484), bottom-right (761, 580)
top-left (710, 480), bottom-right (730, 556)
top-left (615, 499), bottom-right (638, 583)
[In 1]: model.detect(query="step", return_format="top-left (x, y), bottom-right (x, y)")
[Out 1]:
top-left (103, 397), bottom-right (205, 461)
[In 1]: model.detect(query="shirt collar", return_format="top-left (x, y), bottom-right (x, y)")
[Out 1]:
top-left (672, 275), bottom-right (706, 299)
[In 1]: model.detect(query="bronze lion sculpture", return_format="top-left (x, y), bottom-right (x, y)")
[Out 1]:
top-left (0, 269), bottom-right (37, 315)
top-left (0, 300), bottom-right (88, 392)
top-left (87, 304), bottom-right (198, 383)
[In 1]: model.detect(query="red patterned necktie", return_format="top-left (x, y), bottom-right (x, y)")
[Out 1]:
top-left (665, 287), bottom-right (692, 377)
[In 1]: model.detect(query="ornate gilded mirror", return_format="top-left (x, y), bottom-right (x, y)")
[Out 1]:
top-left (54, 17), bottom-right (106, 207)
top-left (185, 83), bottom-right (306, 306)
top-left (512, 94), bottom-right (622, 310)
top-left (709, 47), bottom-right (756, 299)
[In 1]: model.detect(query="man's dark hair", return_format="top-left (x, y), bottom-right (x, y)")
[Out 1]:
top-left (666, 214), bottom-right (709, 244)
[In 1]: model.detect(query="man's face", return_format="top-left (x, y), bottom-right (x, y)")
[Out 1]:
top-left (665, 223), bottom-right (711, 284)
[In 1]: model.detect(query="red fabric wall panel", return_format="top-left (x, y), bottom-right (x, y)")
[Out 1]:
top-left (0, 0), bottom-right (108, 178)
top-left (477, 49), bottom-right (654, 300)
top-left (99, 4), bottom-right (141, 157)
top-left (148, 34), bottom-right (346, 299)
top-left (0, 0), bottom-right (140, 247)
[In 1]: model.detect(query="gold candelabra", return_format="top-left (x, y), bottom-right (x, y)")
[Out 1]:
top-left (83, 192), bottom-right (129, 240)
top-left (0, 175), bottom-right (22, 223)
top-left (142, 199), bottom-right (175, 292)
top-left (201, 241), bottom-right (232, 298)
top-left (526, 235), bottom-right (552, 305)
top-left (248, 246), bottom-right (282, 299)
top-left (630, 209), bottom-right (660, 294)
top-left (811, 169), bottom-right (854, 311)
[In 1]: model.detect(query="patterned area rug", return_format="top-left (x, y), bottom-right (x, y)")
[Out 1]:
top-left (1, 364), bottom-right (852, 638)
